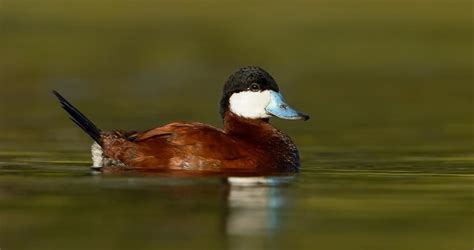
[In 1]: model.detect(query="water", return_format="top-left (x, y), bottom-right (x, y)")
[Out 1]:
top-left (0, 148), bottom-right (472, 249)
top-left (0, 0), bottom-right (472, 249)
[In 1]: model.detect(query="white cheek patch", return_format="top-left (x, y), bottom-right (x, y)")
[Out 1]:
top-left (229, 90), bottom-right (272, 119)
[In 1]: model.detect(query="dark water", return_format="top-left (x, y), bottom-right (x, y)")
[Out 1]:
top-left (0, 0), bottom-right (473, 249)
top-left (0, 149), bottom-right (472, 250)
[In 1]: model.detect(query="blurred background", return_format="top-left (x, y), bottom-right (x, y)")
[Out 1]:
top-left (0, 0), bottom-right (472, 152)
top-left (0, 1), bottom-right (472, 250)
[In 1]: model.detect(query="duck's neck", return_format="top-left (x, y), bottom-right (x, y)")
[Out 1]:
top-left (223, 112), bottom-right (274, 137)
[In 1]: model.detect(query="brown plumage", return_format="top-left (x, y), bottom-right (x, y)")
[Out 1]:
top-left (100, 112), bottom-right (299, 173)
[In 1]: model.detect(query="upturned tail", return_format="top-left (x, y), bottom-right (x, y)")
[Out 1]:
top-left (52, 90), bottom-right (102, 145)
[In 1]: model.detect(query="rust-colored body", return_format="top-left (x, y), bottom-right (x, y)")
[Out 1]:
top-left (100, 112), bottom-right (299, 174)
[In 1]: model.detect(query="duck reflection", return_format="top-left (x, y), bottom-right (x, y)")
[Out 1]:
top-left (222, 176), bottom-right (294, 249)
top-left (88, 171), bottom-right (294, 249)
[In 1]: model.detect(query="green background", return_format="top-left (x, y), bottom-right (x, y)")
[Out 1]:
top-left (0, 1), bottom-right (472, 249)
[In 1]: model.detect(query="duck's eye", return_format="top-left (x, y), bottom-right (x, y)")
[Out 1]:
top-left (249, 83), bottom-right (260, 92)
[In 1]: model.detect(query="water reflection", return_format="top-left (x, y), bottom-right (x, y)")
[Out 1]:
top-left (223, 176), bottom-right (294, 250)
top-left (1, 160), bottom-right (472, 250)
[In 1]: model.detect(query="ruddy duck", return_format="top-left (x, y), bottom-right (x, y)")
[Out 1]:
top-left (53, 66), bottom-right (309, 174)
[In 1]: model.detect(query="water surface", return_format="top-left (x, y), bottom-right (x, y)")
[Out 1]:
top-left (0, 147), bottom-right (472, 250)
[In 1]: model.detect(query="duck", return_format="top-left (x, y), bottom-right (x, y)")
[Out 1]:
top-left (53, 66), bottom-right (309, 175)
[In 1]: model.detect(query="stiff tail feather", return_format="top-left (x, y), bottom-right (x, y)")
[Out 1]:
top-left (52, 90), bottom-right (102, 145)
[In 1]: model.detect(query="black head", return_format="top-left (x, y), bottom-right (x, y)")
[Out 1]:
top-left (219, 66), bottom-right (279, 118)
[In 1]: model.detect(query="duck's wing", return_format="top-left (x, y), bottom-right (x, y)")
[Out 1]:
top-left (133, 122), bottom-right (237, 152)
top-left (131, 122), bottom-right (200, 142)
top-left (102, 122), bottom-right (257, 169)
top-left (137, 122), bottom-right (250, 158)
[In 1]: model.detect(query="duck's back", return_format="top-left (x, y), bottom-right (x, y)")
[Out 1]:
top-left (98, 118), bottom-right (299, 173)
top-left (100, 122), bottom-right (259, 171)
